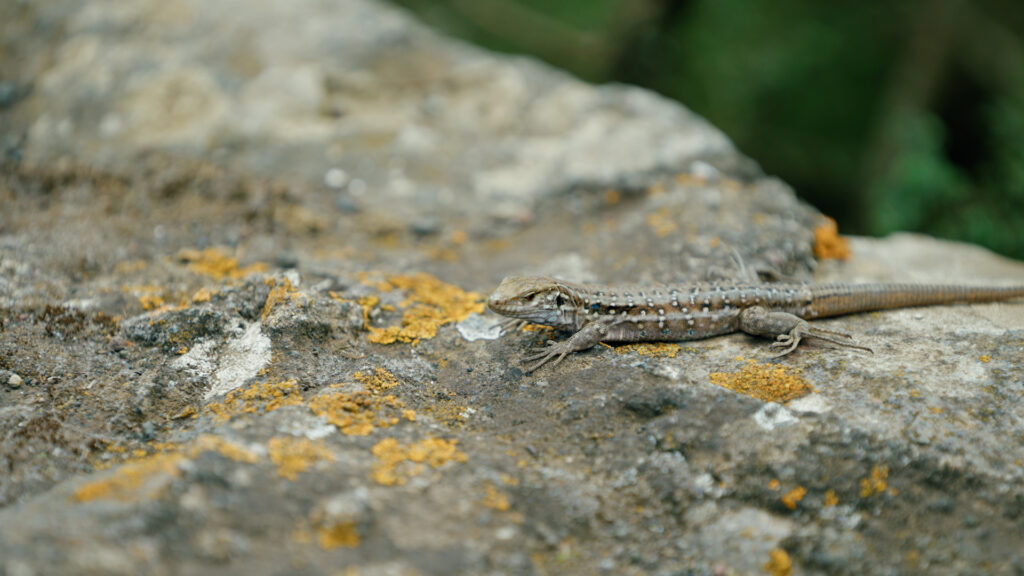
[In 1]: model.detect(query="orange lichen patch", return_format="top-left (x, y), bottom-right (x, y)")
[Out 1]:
top-left (205, 379), bottom-right (304, 422)
top-left (859, 465), bottom-right (889, 498)
top-left (781, 486), bottom-right (807, 510)
top-left (603, 189), bottom-right (621, 205)
top-left (422, 395), bottom-right (470, 428)
top-left (764, 548), bottom-right (793, 576)
top-left (980, 355), bottom-right (992, 363)
top-left (353, 367), bottom-right (401, 393)
top-left (364, 273), bottom-right (485, 344)
top-left (614, 342), bottom-right (680, 358)
top-left (813, 216), bottom-right (851, 261)
top-left (768, 478), bottom-right (781, 490)
top-left (646, 207), bottom-right (677, 238)
top-left (177, 247), bottom-right (268, 280)
top-left (262, 276), bottom-right (306, 321)
top-left (267, 437), bottom-right (335, 481)
top-left (316, 522), bottom-right (361, 549)
top-left (190, 434), bottom-right (260, 463)
top-left (308, 368), bottom-right (413, 436)
top-left (824, 489), bottom-right (839, 507)
top-left (114, 259), bottom-right (148, 274)
top-left (710, 359), bottom-right (811, 403)
top-left (308, 385), bottom-right (413, 437)
top-left (123, 284), bottom-right (175, 311)
top-left (370, 437), bottom-right (467, 486)
top-left (138, 293), bottom-right (166, 310)
top-left (481, 483), bottom-right (511, 511)
top-left (191, 286), bottom-right (216, 303)
top-left (72, 452), bottom-right (185, 502)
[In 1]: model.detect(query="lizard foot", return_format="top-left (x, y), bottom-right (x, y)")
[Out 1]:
top-left (769, 326), bottom-right (873, 358)
top-left (521, 340), bottom-right (573, 373)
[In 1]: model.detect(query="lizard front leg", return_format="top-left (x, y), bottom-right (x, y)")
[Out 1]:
top-left (738, 306), bottom-right (872, 357)
top-left (520, 319), bottom-right (617, 373)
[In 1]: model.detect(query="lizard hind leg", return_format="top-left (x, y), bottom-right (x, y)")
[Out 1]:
top-left (738, 306), bottom-right (872, 358)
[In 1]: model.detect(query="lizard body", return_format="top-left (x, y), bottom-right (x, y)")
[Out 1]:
top-left (486, 276), bottom-right (1024, 372)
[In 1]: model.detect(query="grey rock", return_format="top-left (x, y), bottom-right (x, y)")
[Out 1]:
top-left (0, 0), bottom-right (1022, 575)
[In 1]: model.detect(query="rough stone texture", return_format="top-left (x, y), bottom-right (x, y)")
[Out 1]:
top-left (2, 1), bottom-right (1024, 575)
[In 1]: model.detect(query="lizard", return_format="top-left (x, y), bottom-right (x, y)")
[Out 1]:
top-left (486, 276), bottom-right (1024, 372)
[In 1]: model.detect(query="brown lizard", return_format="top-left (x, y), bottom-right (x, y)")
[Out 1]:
top-left (486, 276), bottom-right (1024, 372)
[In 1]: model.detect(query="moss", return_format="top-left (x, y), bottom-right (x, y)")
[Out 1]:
top-left (709, 359), bottom-right (812, 403)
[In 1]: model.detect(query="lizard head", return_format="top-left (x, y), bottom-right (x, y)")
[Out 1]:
top-left (487, 276), bottom-right (580, 328)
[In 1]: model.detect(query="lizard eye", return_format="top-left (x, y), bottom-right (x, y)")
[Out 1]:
top-left (554, 294), bottom-right (566, 307)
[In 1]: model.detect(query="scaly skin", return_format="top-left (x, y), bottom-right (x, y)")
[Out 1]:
top-left (486, 276), bottom-right (1024, 372)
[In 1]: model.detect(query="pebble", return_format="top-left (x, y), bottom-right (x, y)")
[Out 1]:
top-left (7, 371), bottom-right (23, 388)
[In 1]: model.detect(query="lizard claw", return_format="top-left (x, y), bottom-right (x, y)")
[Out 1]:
top-left (521, 342), bottom-right (571, 373)
top-left (769, 326), bottom-right (872, 358)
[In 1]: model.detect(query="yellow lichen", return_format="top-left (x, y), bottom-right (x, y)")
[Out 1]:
top-left (267, 437), bottom-right (335, 481)
top-left (614, 342), bottom-right (680, 358)
top-left (813, 216), bottom-right (851, 261)
top-left (177, 247), bottom-right (267, 280)
top-left (646, 207), bottom-right (678, 238)
top-left (206, 380), bottom-right (304, 422)
top-left (362, 273), bottom-right (485, 344)
top-left (709, 359), bottom-right (811, 403)
top-left (764, 548), bottom-right (793, 576)
top-left (370, 437), bottom-right (467, 486)
top-left (262, 276), bottom-right (306, 321)
top-left (353, 367), bottom-right (401, 392)
top-left (781, 486), bottom-right (807, 510)
top-left (138, 293), bottom-right (166, 310)
top-left (481, 483), bottom-right (511, 511)
top-left (823, 489), bottom-right (839, 507)
top-left (316, 522), bottom-right (361, 549)
top-left (768, 478), bottom-right (781, 490)
top-left (859, 465), bottom-right (889, 498)
top-left (72, 452), bottom-right (185, 502)
top-left (308, 369), bottom-right (414, 436)
top-left (191, 286), bottom-right (216, 303)
top-left (190, 435), bottom-right (260, 463)
top-left (309, 386), bottom-right (412, 437)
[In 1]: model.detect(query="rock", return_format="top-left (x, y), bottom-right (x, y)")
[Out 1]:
top-left (0, 0), bottom-right (1023, 574)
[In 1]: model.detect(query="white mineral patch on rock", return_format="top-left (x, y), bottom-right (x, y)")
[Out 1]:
top-left (204, 321), bottom-right (272, 400)
top-left (456, 313), bottom-right (502, 341)
top-left (753, 403), bottom-right (798, 430)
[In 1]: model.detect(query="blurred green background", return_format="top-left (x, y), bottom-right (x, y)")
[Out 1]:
top-left (393, 0), bottom-right (1024, 259)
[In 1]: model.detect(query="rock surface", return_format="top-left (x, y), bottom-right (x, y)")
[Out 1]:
top-left (2, 1), bottom-right (1024, 575)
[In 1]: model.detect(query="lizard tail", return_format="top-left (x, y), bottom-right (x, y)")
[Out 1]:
top-left (807, 284), bottom-right (1024, 318)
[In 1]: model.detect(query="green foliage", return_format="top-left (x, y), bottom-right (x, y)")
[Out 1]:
top-left (391, 0), bottom-right (1024, 258)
